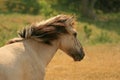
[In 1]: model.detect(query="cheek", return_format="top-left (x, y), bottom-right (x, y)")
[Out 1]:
top-left (62, 36), bottom-right (75, 49)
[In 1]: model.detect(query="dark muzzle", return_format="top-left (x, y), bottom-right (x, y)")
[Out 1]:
top-left (72, 49), bottom-right (85, 61)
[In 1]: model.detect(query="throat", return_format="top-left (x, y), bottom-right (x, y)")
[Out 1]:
top-left (24, 39), bottom-right (59, 67)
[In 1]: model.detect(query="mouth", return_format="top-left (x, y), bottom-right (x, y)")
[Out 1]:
top-left (67, 48), bottom-right (85, 61)
top-left (73, 53), bottom-right (85, 61)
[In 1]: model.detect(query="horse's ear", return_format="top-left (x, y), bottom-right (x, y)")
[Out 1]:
top-left (65, 16), bottom-right (74, 25)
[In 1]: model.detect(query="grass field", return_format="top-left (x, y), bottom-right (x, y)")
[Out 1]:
top-left (45, 44), bottom-right (120, 80)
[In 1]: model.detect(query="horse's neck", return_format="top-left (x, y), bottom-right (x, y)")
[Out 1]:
top-left (24, 39), bottom-right (59, 67)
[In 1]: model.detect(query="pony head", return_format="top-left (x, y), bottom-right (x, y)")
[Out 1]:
top-left (19, 15), bottom-right (85, 61)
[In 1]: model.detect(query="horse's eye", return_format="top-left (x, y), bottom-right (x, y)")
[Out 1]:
top-left (73, 32), bottom-right (77, 37)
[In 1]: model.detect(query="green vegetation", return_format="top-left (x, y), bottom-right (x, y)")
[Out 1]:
top-left (0, 14), bottom-right (43, 46)
top-left (0, 13), bottom-right (119, 46)
top-left (91, 31), bottom-right (113, 44)
top-left (0, 0), bottom-right (120, 46)
top-left (0, 0), bottom-right (40, 14)
top-left (84, 25), bottom-right (92, 39)
top-left (77, 13), bottom-right (120, 45)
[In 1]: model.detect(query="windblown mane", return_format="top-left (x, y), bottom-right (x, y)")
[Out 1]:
top-left (18, 15), bottom-right (70, 45)
top-left (6, 38), bottom-right (23, 45)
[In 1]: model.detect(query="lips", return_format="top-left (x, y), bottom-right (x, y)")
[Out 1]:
top-left (73, 53), bottom-right (85, 61)
top-left (67, 48), bottom-right (85, 61)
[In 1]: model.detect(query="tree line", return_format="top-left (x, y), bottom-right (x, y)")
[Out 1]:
top-left (0, 0), bottom-right (119, 19)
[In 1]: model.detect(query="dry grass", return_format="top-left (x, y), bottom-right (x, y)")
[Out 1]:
top-left (45, 44), bottom-right (120, 80)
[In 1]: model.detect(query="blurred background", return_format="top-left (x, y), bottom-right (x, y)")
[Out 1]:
top-left (0, 0), bottom-right (120, 80)
top-left (0, 0), bottom-right (120, 46)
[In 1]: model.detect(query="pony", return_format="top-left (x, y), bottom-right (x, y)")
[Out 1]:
top-left (0, 15), bottom-right (85, 80)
